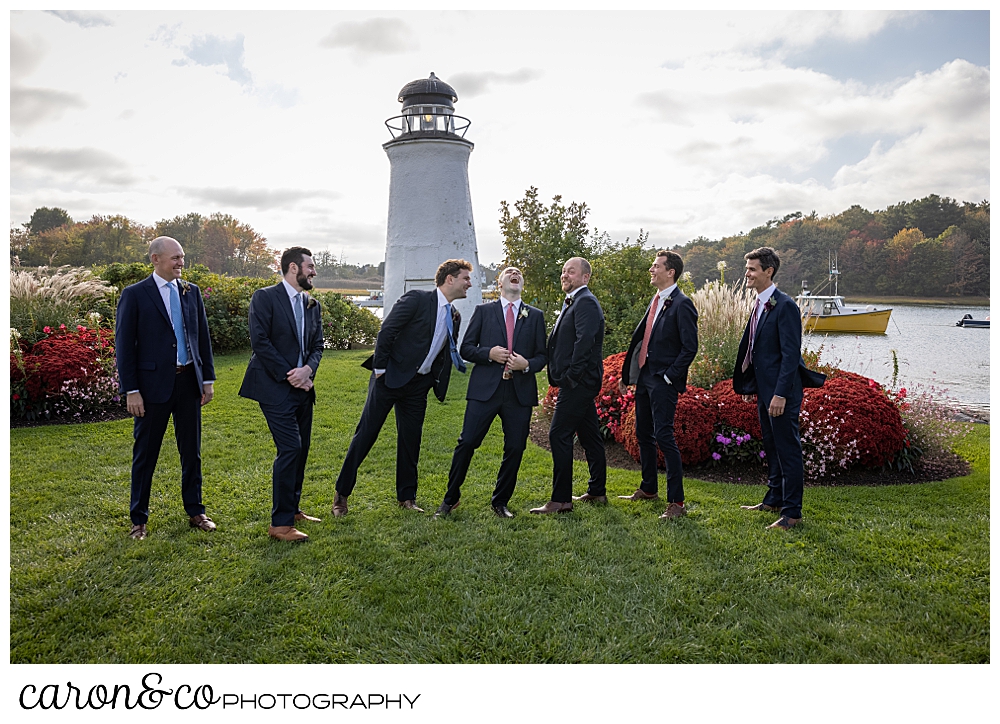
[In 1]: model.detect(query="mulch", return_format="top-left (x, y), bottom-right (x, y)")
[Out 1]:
top-left (529, 414), bottom-right (971, 487)
top-left (11, 407), bottom-right (131, 428)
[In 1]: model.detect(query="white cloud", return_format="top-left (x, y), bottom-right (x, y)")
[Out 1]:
top-left (10, 33), bottom-right (45, 79)
top-left (175, 33), bottom-right (253, 86)
top-left (319, 18), bottom-right (417, 56)
top-left (44, 10), bottom-right (114, 29)
top-left (176, 187), bottom-right (341, 211)
top-left (11, 86), bottom-right (87, 130)
top-left (11, 147), bottom-right (137, 187)
top-left (448, 69), bottom-right (543, 98)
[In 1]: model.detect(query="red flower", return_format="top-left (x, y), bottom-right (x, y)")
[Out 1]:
top-left (12, 394), bottom-right (19, 400)
top-left (59, 324), bottom-right (66, 330)
top-left (77, 325), bottom-right (86, 332)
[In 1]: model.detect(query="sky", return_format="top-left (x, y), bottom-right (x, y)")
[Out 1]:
top-left (9, 9), bottom-right (990, 268)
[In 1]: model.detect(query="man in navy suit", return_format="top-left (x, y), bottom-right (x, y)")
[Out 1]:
top-left (115, 236), bottom-right (216, 540)
top-left (732, 246), bottom-right (826, 531)
top-left (433, 267), bottom-right (547, 519)
top-left (332, 259), bottom-right (473, 516)
top-left (620, 250), bottom-right (699, 519)
top-left (531, 257), bottom-right (606, 514)
top-left (239, 247), bottom-right (325, 543)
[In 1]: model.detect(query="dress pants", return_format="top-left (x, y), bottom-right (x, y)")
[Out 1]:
top-left (444, 379), bottom-right (532, 508)
top-left (129, 364), bottom-right (205, 525)
top-left (335, 372), bottom-right (435, 502)
top-left (757, 395), bottom-right (804, 519)
top-left (548, 384), bottom-right (607, 503)
top-left (634, 366), bottom-right (684, 503)
top-left (259, 386), bottom-right (314, 528)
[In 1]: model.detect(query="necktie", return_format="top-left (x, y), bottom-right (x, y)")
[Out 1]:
top-left (638, 294), bottom-right (659, 368)
top-left (504, 303), bottom-right (516, 375)
top-left (742, 298), bottom-right (761, 373)
top-left (444, 304), bottom-right (467, 372)
top-left (169, 281), bottom-right (189, 365)
top-left (293, 293), bottom-right (305, 367)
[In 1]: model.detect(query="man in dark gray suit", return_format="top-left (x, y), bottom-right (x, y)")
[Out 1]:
top-left (115, 236), bottom-right (216, 541)
top-left (239, 247), bottom-right (324, 543)
top-left (532, 257), bottom-right (606, 514)
top-left (434, 267), bottom-right (547, 519)
top-left (333, 259), bottom-right (472, 517)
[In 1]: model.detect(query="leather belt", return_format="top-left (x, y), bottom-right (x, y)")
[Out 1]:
top-left (176, 363), bottom-right (193, 374)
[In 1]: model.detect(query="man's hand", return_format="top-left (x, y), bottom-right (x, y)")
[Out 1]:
top-left (741, 394), bottom-right (756, 404)
top-left (287, 366), bottom-right (313, 389)
top-left (127, 391), bottom-right (145, 418)
top-left (201, 383), bottom-right (214, 406)
top-left (618, 379), bottom-right (628, 395)
top-left (507, 351), bottom-right (529, 371)
top-left (768, 395), bottom-right (786, 417)
top-left (489, 346), bottom-right (511, 364)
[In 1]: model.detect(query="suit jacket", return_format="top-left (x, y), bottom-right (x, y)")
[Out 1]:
top-left (361, 289), bottom-right (460, 403)
top-left (460, 300), bottom-right (547, 407)
top-left (238, 283), bottom-right (324, 406)
top-left (116, 275), bottom-right (215, 403)
top-left (546, 286), bottom-right (605, 391)
top-left (622, 287), bottom-right (699, 393)
top-left (731, 287), bottom-right (826, 402)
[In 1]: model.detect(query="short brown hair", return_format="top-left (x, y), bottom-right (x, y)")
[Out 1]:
top-left (656, 250), bottom-right (683, 279)
top-left (281, 246), bottom-right (312, 275)
top-left (435, 258), bottom-right (473, 287)
top-left (744, 246), bottom-right (781, 278)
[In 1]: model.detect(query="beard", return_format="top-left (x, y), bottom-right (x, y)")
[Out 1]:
top-left (297, 272), bottom-right (314, 291)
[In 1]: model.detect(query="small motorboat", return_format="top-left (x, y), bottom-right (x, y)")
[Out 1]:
top-left (795, 252), bottom-right (891, 334)
top-left (956, 314), bottom-right (990, 328)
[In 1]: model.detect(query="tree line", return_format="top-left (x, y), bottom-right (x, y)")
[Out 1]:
top-left (679, 195), bottom-right (989, 298)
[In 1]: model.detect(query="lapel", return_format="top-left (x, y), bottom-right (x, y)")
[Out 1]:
top-left (512, 302), bottom-right (527, 347)
top-left (756, 289), bottom-right (778, 337)
top-left (143, 276), bottom-right (172, 327)
top-left (652, 288), bottom-right (677, 334)
top-left (275, 283), bottom-right (298, 337)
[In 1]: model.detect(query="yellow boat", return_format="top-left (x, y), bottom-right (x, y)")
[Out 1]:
top-left (794, 251), bottom-right (892, 333)
top-left (796, 293), bottom-right (892, 333)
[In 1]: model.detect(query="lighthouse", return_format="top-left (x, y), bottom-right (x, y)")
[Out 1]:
top-left (382, 72), bottom-right (482, 337)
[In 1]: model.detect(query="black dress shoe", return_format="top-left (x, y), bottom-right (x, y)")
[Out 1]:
top-left (433, 501), bottom-right (459, 518)
top-left (492, 504), bottom-right (514, 519)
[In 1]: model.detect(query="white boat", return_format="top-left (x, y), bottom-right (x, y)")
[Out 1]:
top-left (795, 252), bottom-right (892, 334)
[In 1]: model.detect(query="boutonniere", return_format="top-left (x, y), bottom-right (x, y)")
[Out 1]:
top-left (305, 295), bottom-right (316, 309)
top-left (518, 306), bottom-right (529, 320)
top-left (764, 297), bottom-right (776, 313)
top-left (662, 296), bottom-right (673, 311)
top-left (178, 280), bottom-right (190, 296)
top-left (564, 296), bottom-right (574, 307)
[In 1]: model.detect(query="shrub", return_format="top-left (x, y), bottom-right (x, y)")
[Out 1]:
top-left (616, 386), bottom-right (715, 466)
top-left (10, 266), bottom-right (115, 344)
top-left (594, 351), bottom-right (632, 438)
top-left (892, 385), bottom-right (970, 468)
top-left (709, 426), bottom-right (765, 466)
top-left (11, 326), bottom-right (121, 421)
top-left (687, 281), bottom-right (755, 389)
top-left (708, 378), bottom-right (761, 438)
top-left (312, 291), bottom-right (381, 349)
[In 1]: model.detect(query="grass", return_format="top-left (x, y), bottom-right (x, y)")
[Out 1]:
top-left (9, 351), bottom-right (989, 663)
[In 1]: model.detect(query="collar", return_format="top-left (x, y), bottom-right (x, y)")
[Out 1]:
top-left (435, 287), bottom-right (450, 308)
top-left (566, 285), bottom-right (587, 300)
top-left (281, 279), bottom-right (302, 300)
top-left (756, 284), bottom-right (777, 307)
top-left (657, 284), bottom-right (677, 302)
top-left (501, 297), bottom-right (521, 313)
top-left (153, 272), bottom-right (177, 289)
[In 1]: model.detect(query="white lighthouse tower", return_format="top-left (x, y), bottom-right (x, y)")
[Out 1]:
top-left (382, 72), bottom-right (482, 336)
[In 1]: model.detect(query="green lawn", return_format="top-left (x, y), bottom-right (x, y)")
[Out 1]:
top-left (9, 351), bottom-right (989, 663)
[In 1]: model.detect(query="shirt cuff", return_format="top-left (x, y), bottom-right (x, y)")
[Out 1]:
top-left (126, 389), bottom-right (139, 394)
top-left (374, 368), bottom-right (386, 375)
top-left (663, 374), bottom-right (672, 385)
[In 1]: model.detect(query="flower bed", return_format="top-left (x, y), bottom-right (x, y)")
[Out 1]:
top-left (11, 325), bottom-right (122, 422)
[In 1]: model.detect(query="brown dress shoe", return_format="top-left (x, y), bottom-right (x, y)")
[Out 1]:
top-left (530, 501), bottom-right (574, 514)
top-left (295, 510), bottom-right (322, 523)
top-left (572, 492), bottom-right (608, 503)
top-left (331, 493), bottom-right (348, 518)
top-left (268, 525), bottom-right (308, 542)
top-left (659, 502), bottom-right (687, 519)
top-left (398, 499), bottom-right (425, 512)
top-left (433, 501), bottom-right (459, 518)
top-left (741, 503), bottom-right (781, 513)
top-left (767, 516), bottom-right (802, 531)
top-left (189, 514), bottom-right (217, 532)
top-left (129, 524), bottom-right (147, 540)
top-left (618, 489), bottom-right (659, 501)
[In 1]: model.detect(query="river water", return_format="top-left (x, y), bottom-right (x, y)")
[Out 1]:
top-left (802, 303), bottom-right (990, 420)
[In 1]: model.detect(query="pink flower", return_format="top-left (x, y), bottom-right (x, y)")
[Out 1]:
top-left (59, 324), bottom-right (66, 330)
top-left (43, 326), bottom-right (52, 334)
top-left (77, 325), bottom-right (86, 332)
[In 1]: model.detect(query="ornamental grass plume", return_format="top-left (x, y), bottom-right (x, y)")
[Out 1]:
top-left (687, 280), bottom-right (755, 389)
top-left (9, 266), bottom-right (113, 343)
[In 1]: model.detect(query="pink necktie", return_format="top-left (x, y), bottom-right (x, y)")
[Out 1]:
top-left (742, 299), bottom-right (760, 372)
top-left (638, 294), bottom-right (659, 368)
top-left (506, 303), bottom-right (516, 351)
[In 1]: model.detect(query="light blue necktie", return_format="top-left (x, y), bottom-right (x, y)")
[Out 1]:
top-left (169, 281), bottom-right (189, 365)
top-left (443, 304), bottom-right (466, 373)
top-left (293, 293), bottom-right (305, 367)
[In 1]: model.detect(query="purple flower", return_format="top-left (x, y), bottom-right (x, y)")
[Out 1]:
top-left (759, 451), bottom-right (766, 458)
top-left (723, 437), bottom-right (732, 445)
top-left (712, 452), bottom-right (722, 461)
top-left (716, 434), bottom-right (726, 443)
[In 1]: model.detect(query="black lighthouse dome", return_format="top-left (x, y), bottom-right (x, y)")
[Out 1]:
top-left (398, 72), bottom-right (458, 111)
